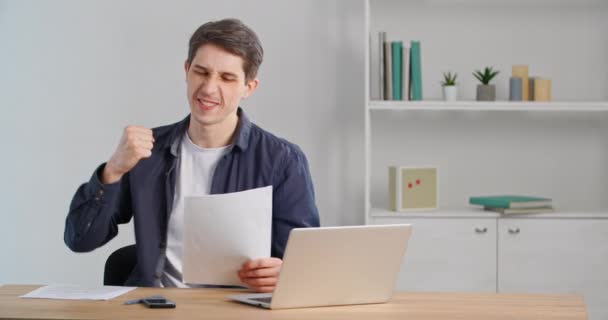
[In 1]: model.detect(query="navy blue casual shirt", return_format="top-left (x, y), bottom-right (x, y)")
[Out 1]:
top-left (64, 108), bottom-right (320, 286)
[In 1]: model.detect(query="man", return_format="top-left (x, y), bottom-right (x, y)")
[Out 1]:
top-left (64, 18), bottom-right (320, 293)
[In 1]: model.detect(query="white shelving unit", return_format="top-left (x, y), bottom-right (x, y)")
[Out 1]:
top-left (364, 0), bottom-right (608, 224)
top-left (364, 1), bottom-right (608, 319)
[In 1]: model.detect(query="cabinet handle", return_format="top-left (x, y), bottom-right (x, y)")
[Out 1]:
top-left (474, 227), bottom-right (487, 234)
top-left (508, 227), bottom-right (520, 234)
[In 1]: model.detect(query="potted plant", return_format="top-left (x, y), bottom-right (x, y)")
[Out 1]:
top-left (473, 66), bottom-right (500, 101)
top-left (441, 72), bottom-right (458, 101)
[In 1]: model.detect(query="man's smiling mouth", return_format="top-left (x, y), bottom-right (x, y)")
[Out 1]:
top-left (196, 98), bottom-right (220, 111)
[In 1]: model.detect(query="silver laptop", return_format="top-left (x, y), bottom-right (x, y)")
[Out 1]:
top-left (228, 224), bottom-right (412, 309)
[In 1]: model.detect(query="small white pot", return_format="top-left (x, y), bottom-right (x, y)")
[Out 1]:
top-left (442, 85), bottom-right (458, 101)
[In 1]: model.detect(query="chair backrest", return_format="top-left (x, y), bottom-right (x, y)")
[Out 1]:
top-left (103, 244), bottom-right (137, 286)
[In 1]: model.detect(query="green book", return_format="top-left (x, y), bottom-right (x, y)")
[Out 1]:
top-left (469, 195), bottom-right (552, 209)
top-left (391, 41), bottom-right (402, 100)
top-left (409, 41), bottom-right (422, 101)
top-left (484, 206), bottom-right (554, 214)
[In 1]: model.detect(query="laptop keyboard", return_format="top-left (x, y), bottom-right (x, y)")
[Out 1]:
top-left (250, 297), bottom-right (272, 304)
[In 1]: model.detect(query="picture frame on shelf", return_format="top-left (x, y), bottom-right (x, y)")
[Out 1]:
top-left (388, 166), bottom-right (438, 211)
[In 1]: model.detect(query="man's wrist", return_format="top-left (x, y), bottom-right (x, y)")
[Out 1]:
top-left (101, 162), bottom-right (123, 184)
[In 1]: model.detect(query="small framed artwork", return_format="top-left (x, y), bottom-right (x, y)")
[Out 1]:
top-left (388, 166), bottom-right (438, 211)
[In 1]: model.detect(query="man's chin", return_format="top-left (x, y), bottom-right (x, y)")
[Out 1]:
top-left (189, 106), bottom-right (238, 127)
top-left (190, 113), bottom-right (218, 126)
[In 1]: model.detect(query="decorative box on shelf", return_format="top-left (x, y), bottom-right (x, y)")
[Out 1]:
top-left (388, 166), bottom-right (438, 211)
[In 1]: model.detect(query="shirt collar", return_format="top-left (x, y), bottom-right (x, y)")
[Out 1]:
top-left (166, 107), bottom-right (251, 156)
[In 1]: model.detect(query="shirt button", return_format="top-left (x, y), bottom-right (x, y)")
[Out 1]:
top-left (97, 189), bottom-right (104, 196)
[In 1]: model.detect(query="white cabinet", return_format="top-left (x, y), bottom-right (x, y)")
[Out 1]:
top-left (371, 212), bottom-right (608, 319)
top-left (374, 215), bottom-right (496, 293)
top-left (498, 217), bottom-right (608, 320)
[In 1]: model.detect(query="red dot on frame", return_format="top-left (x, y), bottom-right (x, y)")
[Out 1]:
top-left (416, 179), bottom-right (421, 185)
top-left (408, 183), bottom-right (413, 189)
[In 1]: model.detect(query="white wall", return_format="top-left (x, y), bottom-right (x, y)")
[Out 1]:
top-left (0, 0), bottom-right (365, 286)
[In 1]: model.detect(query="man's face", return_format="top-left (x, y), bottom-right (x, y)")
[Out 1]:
top-left (185, 43), bottom-right (258, 128)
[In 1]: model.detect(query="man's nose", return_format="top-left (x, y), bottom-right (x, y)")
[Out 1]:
top-left (200, 76), bottom-right (219, 95)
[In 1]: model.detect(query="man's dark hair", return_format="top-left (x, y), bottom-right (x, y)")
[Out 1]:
top-left (187, 18), bottom-right (263, 82)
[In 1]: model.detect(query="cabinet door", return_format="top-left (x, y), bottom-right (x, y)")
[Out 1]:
top-left (498, 218), bottom-right (608, 320)
top-left (373, 217), bottom-right (497, 293)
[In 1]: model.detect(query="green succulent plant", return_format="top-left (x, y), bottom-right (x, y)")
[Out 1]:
top-left (473, 66), bottom-right (499, 85)
top-left (441, 72), bottom-right (457, 86)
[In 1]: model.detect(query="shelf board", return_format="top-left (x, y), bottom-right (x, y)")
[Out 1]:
top-left (370, 207), bottom-right (608, 219)
top-left (368, 100), bottom-right (608, 112)
top-left (371, 207), bottom-right (499, 218)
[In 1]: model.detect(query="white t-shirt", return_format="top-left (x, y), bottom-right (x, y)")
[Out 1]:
top-left (161, 132), bottom-right (230, 287)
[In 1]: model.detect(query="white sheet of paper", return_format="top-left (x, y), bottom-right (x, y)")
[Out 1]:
top-left (183, 185), bottom-right (272, 286)
top-left (20, 284), bottom-right (135, 300)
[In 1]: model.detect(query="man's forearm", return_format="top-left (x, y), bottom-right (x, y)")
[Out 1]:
top-left (64, 164), bottom-right (129, 252)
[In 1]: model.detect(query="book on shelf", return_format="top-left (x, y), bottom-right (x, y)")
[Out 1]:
top-left (373, 32), bottom-right (413, 101)
top-left (384, 41), bottom-right (392, 100)
top-left (484, 206), bottom-right (554, 214)
top-left (391, 41), bottom-right (402, 100)
top-left (409, 40), bottom-right (422, 101)
top-left (469, 195), bottom-right (552, 209)
top-left (402, 45), bottom-right (410, 101)
top-left (378, 31), bottom-right (386, 100)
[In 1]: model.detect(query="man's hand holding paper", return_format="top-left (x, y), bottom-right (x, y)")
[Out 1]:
top-left (238, 257), bottom-right (283, 293)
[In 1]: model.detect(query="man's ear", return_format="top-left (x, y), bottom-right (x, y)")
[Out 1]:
top-left (243, 78), bottom-right (259, 98)
top-left (184, 60), bottom-right (190, 76)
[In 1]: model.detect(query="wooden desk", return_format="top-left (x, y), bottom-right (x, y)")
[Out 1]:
top-left (0, 285), bottom-right (587, 320)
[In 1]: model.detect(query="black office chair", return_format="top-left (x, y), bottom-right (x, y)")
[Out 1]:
top-left (104, 244), bottom-right (137, 286)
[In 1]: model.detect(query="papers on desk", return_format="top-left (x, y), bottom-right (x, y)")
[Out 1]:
top-left (20, 284), bottom-right (136, 300)
top-left (183, 186), bottom-right (272, 286)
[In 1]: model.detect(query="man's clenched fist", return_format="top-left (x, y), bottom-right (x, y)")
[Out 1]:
top-left (101, 126), bottom-right (154, 184)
